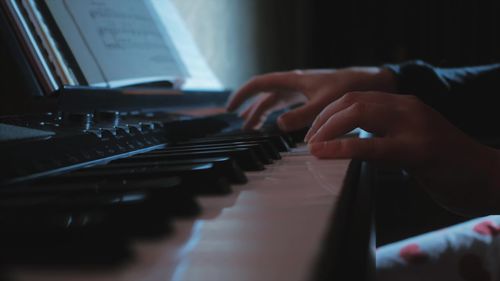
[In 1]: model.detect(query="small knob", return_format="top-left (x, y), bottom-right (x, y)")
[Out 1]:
top-left (64, 112), bottom-right (94, 130)
top-left (96, 111), bottom-right (121, 127)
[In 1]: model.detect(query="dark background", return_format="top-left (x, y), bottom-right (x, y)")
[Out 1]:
top-left (260, 0), bottom-right (500, 71)
top-left (3, 0), bottom-right (500, 113)
top-left (263, 0), bottom-right (500, 244)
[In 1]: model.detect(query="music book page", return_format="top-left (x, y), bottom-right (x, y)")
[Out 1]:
top-left (45, 0), bottom-right (222, 90)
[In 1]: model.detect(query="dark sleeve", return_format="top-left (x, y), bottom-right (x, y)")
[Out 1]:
top-left (384, 60), bottom-right (500, 137)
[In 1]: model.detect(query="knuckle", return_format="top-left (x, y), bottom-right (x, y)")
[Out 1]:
top-left (316, 107), bottom-right (331, 122)
top-left (247, 76), bottom-right (262, 85)
top-left (341, 91), bottom-right (363, 106)
top-left (349, 101), bottom-right (366, 115)
top-left (254, 72), bottom-right (279, 81)
top-left (319, 104), bottom-right (331, 116)
top-left (343, 91), bottom-right (358, 101)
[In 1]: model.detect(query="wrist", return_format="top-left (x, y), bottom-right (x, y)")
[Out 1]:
top-left (345, 66), bottom-right (398, 93)
top-left (373, 67), bottom-right (398, 93)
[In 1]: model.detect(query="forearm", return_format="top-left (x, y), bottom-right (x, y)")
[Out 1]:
top-left (384, 60), bottom-right (500, 136)
top-left (384, 60), bottom-right (500, 98)
top-left (343, 66), bottom-right (398, 93)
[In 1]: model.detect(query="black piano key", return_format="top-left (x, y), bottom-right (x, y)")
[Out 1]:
top-left (175, 134), bottom-right (290, 152)
top-left (258, 121), bottom-right (302, 148)
top-left (267, 134), bottom-right (292, 151)
top-left (163, 116), bottom-right (230, 141)
top-left (126, 148), bottom-right (264, 171)
top-left (286, 127), bottom-right (310, 144)
top-left (150, 143), bottom-right (273, 165)
top-left (249, 130), bottom-right (296, 148)
top-left (0, 191), bottom-right (148, 211)
top-left (45, 164), bottom-right (232, 195)
top-left (280, 133), bottom-right (297, 148)
top-left (0, 188), bottom-right (200, 234)
top-left (169, 140), bottom-right (281, 161)
top-left (108, 157), bottom-right (248, 184)
top-left (242, 141), bottom-right (281, 160)
top-left (3, 176), bottom-right (183, 196)
top-left (94, 186), bottom-right (200, 219)
top-left (101, 188), bottom-right (201, 228)
top-left (15, 174), bottom-right (200, 214)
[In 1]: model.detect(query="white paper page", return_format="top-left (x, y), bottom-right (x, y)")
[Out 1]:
top-left (55, 0), bottom-right (187, 87)
top-left (46, 0), bottom-right (222, 90)
top-left (45, 0), bottom-right (105, 85)
top-left (149, 0), bottom-right (223, 90)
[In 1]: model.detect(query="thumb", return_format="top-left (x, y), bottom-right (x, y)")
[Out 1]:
top-left (277, 103), bottom-right (320, 132)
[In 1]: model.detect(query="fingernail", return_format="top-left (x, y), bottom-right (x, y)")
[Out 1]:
top-left (308, 133), bottom-right (318, 143)
top-left (308, 141), bottom-right (325, 155)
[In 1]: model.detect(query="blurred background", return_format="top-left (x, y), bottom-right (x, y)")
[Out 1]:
top-left (173, 0), bottom-right (500, 89)
top-left (2, 0), bottom-right (500, 112)
top-left (171, 0), bottom-right (500, 245)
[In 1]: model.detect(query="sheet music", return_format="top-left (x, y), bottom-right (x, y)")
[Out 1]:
top-left (46, 0), bottom-right (188, 88)
top-left (45, 0), bottom-right (223, 90)
top-left (149, 0), bottom-right (223, 90)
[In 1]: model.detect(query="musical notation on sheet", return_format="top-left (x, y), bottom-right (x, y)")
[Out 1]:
top-left (88, 2), bottom-right (167, 51)
top-left (55, 0), bottom-right (186, 87)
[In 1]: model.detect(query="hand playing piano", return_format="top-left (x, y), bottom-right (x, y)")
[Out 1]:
top-left (226, 67), bottom-right (397, 131)
top-left (305, 91), bottom-right (500, 216)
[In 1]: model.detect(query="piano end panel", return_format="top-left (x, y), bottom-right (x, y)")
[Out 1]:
top-left (311, 160), bottom-right (375, 281)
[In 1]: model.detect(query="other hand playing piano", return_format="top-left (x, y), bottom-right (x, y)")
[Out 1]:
top-left (226, 67), bottom-right (397, 131)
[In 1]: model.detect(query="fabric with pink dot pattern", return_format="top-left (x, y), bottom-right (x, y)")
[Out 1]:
top-left (377, 215), bottom-right (500, 281)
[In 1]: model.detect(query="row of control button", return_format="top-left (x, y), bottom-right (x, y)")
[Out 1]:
top-left (84, 122), bottom-right (163, 138)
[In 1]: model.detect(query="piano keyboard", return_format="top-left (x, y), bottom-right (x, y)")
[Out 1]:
top-left (0, 111), bottom-right (370, 281)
